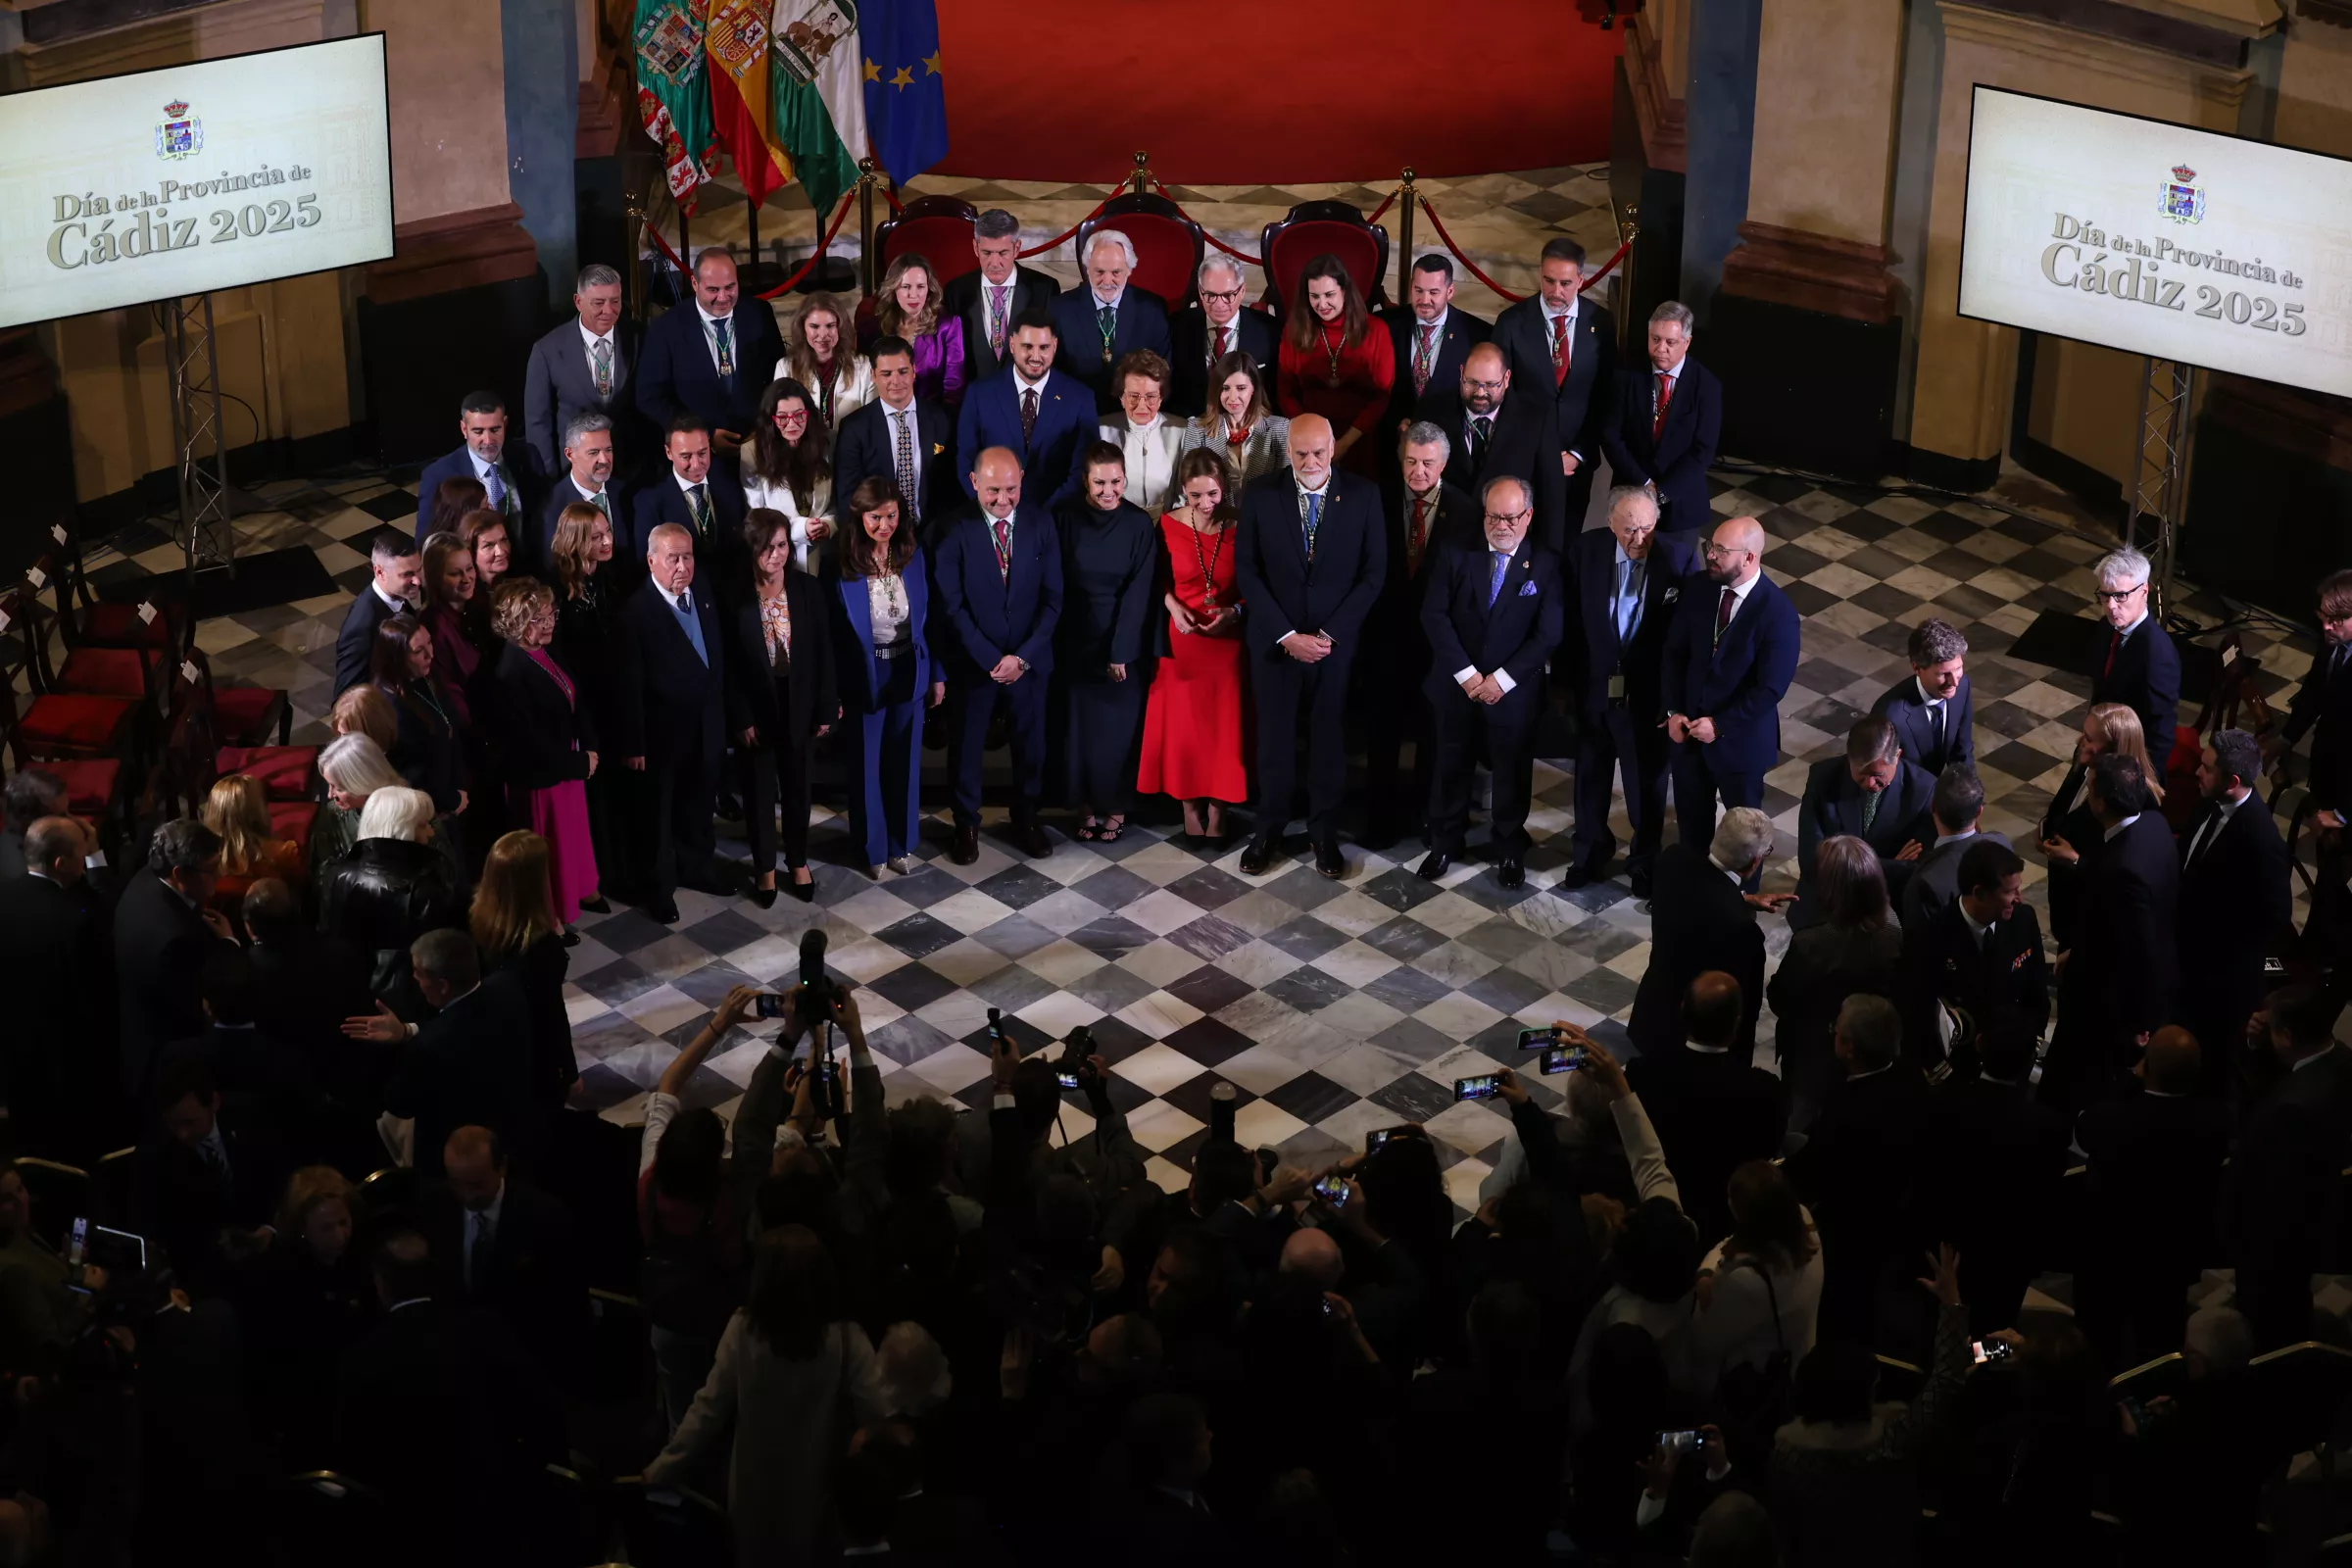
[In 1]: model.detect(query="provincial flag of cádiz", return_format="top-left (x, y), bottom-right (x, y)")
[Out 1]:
top-left (768, 0), bottom-right (869, 220)
top-left (706, 0), bottom-right (794, 203)
top-left (633, 0), bottom-right (720, 211)
top-left (860, 0), bottom-right (948, 189)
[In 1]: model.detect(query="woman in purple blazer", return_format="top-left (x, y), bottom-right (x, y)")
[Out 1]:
top-left (863, 253), bottom-right (967, 408)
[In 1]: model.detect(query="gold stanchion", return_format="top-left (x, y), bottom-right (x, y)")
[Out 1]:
top-left (858, 158), bottom-right (879, 298)
top-left (1131, 151), bottom-right (1151, 196)
top-left (1396, 168), bottom-right (1417, 306)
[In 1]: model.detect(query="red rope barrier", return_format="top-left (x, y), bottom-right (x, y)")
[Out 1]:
top-left (1014, 180), bottom-right (1129, 260)
top-left (645, 217), bottom-right (690, 275)
top-left (756, 187), bottom-right (860, 299)
top-left (1417, 196), bottom-right (1632, 304)
top-left (1141, 177), bottom-right (1267, 268)
top-left (881, 182), bottom-right (905, 216)
top-left (1366, 186), bottom-right (1398, 224)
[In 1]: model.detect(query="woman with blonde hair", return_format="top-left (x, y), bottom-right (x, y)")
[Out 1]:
top-left (201, 774), bottom-right (304, 906)
top-left (482, 577), bottom-right (600, 927)
top-left (472, 829), bottom-right (576, 1109)
top-left (784, 290), bottom-right (873, 430)
top-left (1177, 350), bottom-right (1291, 486)
top-left (865, 253), bottom-right (965, 407)
top-left (2038, 702), bottom-right (2161, 946)
top-left (549, 502), bottom-right (628, 899)
top-left (330, 683), bottom-right (398, 754)
top-left (316, 731), bottom-right (404, 867)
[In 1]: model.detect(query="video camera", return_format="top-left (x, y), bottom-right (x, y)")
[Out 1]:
top-left (800, 929), bottom-right (846, 1123)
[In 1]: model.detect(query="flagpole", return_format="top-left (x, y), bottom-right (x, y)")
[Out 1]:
top-left (746, 188), bottom-right (762, 287)
top-left (858, 157), bottom-right (879, 299)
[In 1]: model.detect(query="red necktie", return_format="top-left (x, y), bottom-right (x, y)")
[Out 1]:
top-left (1408, 494), bottom-right (1430, 575)
top-left (1652, 371), bottom-right (1675, 440)
top-left (1020, 386), bottom-right (1039, 449)
top-left (1214, 325), bottom-right (1230, 362)
top-left (1551, 315), bottom-right (1571, 386)
top-left (2103, 629), bottom-right (2121, 679)
top-left (993, 515), bottom-right (1012, 582)
top-left (1413, 324), bottom-right (1436, 394)
top-left (1715, 586), bottom-right (1737, 645)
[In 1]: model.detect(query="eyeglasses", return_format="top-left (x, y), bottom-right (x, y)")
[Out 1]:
top-left (1462, 377), bottom-right (1507, 393)
top-left (2092, 584), bottom-right (2146, 602)
top-left (1703, 543), bottom-right (1750, 559)
top-left (1200, 286), bottom-right (1244, 304)
top-left (1484, 509), bottom-right (1533, 524)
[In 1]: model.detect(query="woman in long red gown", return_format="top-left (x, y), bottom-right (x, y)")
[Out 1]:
top-left (1275, 253), bottom-right (1394, 476)
top-left (1137, 448), bottom-right (1250, 843)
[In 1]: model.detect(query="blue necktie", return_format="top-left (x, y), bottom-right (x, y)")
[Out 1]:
top-left (675, 591), bottom-right (709, 666)
top-left (1616, 557), bottom-right (1642, 642)
top-left (1301, 490), bottom-right (1324, 562)
top-left (1488, 550), bottom-right (1509, 607)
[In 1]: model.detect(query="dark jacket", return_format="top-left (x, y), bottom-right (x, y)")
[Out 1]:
top-left (1625, 1044), bottom-right (1787, 1241)
top-left (1896, 900), bottom-right (2047, 1067)
top-left (1491, 295), bottom-right (1615, 469)
top-left (1661, 573), bottom-right (1802, 777)
top-left (1417, 535), bottom-right (1564, 713)
top-left (1629, 842), bottom-right (1765, 1056)
top-left (1791, 756), bottom-right (1936, 929)
top-left (1599, 357), bottom-right (1723, 535)
top-left (1412, 387), bottom-right (1569, 551)
top-left (2061, 811), bottom-right (2180, 1040)
top-left (1234, 468), bottom-right (1388, 662)
top-left (2284, 640), bottom-right (2352, 814)
top-left (1170, 304), bottom-right (1282, 417)
top-left (2088, 617), bottom-right (2182, 763)
top-left (1562, 527), bottom-right (1697, 723)
top-left (380, 676), bottom-right (468, 815)
top-left (2175, 791), bottom-right (2291, 1041)
top-left (954, 367), bottom-right (1095, 510)
top-left (316, 838), bottom-right (467, 1001)
top-left (941, 263), bottom-right (1060, 384)
top-left (629, 464), bottom-right (751, 582)
top-left (726, 569), bottom-right (842, 742)
top-left (116, 866), bottom-right (231, 1097)
top-left (635, 298), bottom-right (785, 438)
top-left (333, 584), bottom-right (406, 698)
top-left (1873, 672), bottom-right (1976, 778)
top-left (1050, 284), bottom-right (1174, 412)
top-left (483, 642), bottom-right (598, 793)
top-left (1380, 305), bottom-right (1491, 436)
top-left (928, 502), bottom-right (1064, 684)
top-left (487, 932), bottom-right (574, 1112)
top-left (832, 395), bottom-right (960, 540)
top-left (381, 970), bottom-right (538, 1181)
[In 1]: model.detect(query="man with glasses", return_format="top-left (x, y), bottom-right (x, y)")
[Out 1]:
top-left (1662, 517), bottom-right (1801, 885)
top-left (2087, 547), bottom-right (2181, 757)
top-left (1416, 477), bottom-right (1563, 889)
top-left (943, 208), bottom-right (1061, 385)
top-left (1170, 255), bottom-right (1278, 418)
top-left (1415, 343), bottom-right (1567, 550)
top-left (1380, 253), bottom-right (1489, 445)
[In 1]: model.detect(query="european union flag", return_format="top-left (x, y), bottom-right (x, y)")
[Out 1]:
top-left (859, 0), bottom-right (948, 187)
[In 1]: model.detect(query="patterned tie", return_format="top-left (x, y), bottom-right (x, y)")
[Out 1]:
top-left (989, 283), bottom-right (1009, 358)
top-left (498, 465), bottom-right (519, 518)
top-left (893, 411), bottom-right (919, 528)
top-left (1488, 550), bottom-right (1509, 608)
top-left (1861, 788), bottom-right (1882, 833)
top-left (1214, 324), bottom-right (1230, 364)
top-left (1300, 489), bottom-right (1323, 562)
top-left (712, 317), bottom-right (735, 381)
top-left (1652, 370), bottom-right (1675, 440)
top-left (689, 482), bottom-right (712, 540)
top-left (591, 488), bottom-right (612, 525)
top-left (198, 1132), bottom-right (229, 1189)
top-left (1020, 386), bottom-right (1039, 449)
top-left (1550, 314), bottom-right (1571, 386)
top-left (480, 461), bottom-right (506, 510)
top-left (1413, 323), bottom-right (1436, 394)
top-left (1407, 494), bottom-right (1430, 576)
top-left (1714, 585), bottom-right (1737, 647)
top-left (592, 337), bottom-right (613, 398)
top-left (1469, 416), bottom-right (1492, 470)
top-left (1097, 303), bottom-right (1116, 365)
top-left (993, 514), bottom-right (1013, 583)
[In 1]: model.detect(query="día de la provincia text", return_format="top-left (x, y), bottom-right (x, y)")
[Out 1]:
top-left (44, 164), bottom-right (324, 270)
top-left (2037, 212), bottom-right (2310, 335)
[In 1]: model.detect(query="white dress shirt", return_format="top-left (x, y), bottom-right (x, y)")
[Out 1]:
top-left (578, 319), bottom-right (620, 387)
top-left (696, 305), bottom-right (737, 376)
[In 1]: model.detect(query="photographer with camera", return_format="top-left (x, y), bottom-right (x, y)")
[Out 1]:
top-left (956, 1016), bottom-right (1149, 1220)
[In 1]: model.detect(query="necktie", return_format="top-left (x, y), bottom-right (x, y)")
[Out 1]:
top-left (1714, 586), bottom-right (1737, 647)
top-left (1488, 550), bottom-right (1509, 608)
top-left (1214, 324), bottom-right (1230, 363)
top-left (988, 283), bottom-right (1009, 357)
top-left (592, 489), bottom-right (612, 525)
top-left (1652, 370), bottom-right (1675, 440)
top-left (592, 337), bottom-right (613, 398)
top-left (1469, 416), bottom-right (1492, 469)
top-left (2332, 643), bottom-right (2348, 685)
top-left (1927, 700), bottom-right (1944, 760)
top-left (1550, 314), bottom-right (1571, 386)
top-left (688, 482), bottom-right (712, 539)
top-left (893, 411), bottom-right (919, 527)
top-left (1407, 494), bottom-right (1430, 575)
top-left (479, 462), bottom-right (505, 510)
top-left (1020, 386), bottom-right (1039, 449)
top-left (467, 1209), bottom-right (494, 1294)
top-left (1097, 303), bottom-right (1116, 365)
top-left (1413, 324), bottom-right (1436, 393)
top-left (712, 317), bottom-right (735, 380)
top-left (2102, 628), bottom-right (2122, 679)
top-left (198, 1132), bottom-right (229, 1190)
top-left (494, 464), bottom-right (518, 517)
top-left (1861, 788), bottom-right (1882, 832)
top-left (1617, 557), bottom-right (1642, 642)
top-left (993, 514), bottom-right (1013, 583)
top-left (1301, 490), bottom-right (1323, 562)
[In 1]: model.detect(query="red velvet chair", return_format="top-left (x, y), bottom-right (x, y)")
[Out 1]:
top-left (0, 588), bottom-right (146, 773)
top-left (219, 745), bottom-right (320, 803)
top-left (875, 195), bottom-right (981, 286)
top-left (36, 521), bottom-right (187, 672)
top-left (1261, 200), bottom-right (1392, 318)
top-left (17, 551), bottom-right (160, 710)
top-left (1078, 193), bottom-right (1204, 312)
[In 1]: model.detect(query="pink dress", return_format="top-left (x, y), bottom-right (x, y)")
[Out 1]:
top-left (511, 647), bottom-right (600, 924)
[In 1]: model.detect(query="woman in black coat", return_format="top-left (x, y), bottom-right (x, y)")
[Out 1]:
top-left (369, 613), bottom-right (471, 864)
top-left (1766, 835), bottom-right (1903, 1133)
top-left (482, 577), bottom-right (602, 929)
top-left (1052, 442), bottom-right (1156, 842)
top-left (549, 501), bottom-right (630, 906)
top-left (315, 784), bottom-right (466, 1010)
top-left (731, 508), bottom-right (839, 906)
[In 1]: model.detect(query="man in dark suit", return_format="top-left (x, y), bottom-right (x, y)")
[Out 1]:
top-left (344, 931), bottom-right (538, 1180)
top-left (931, 447), bottom-right (1063, 864)
top-left (2087, 546), bottom-right (2181, 757)
top-left (1416, 477), bottom-right (1564, 889)
top-left (0, 816), bottom-right (114, 1161)
top-left (532, 410), bottom-right (622, 575)
top-left (415, 390), bottom-right (535, 551)
top-left (955, 310), bottom-right (1094, 511)
top-left (1169, 253), bottom-right (1281, 418)
top-left (1599, 301), bottom-right (1722, 539)
top-left (243, 877), bottom-right (376, 1120)
top-left (635, 248), bottom-right (783, 454)
top-left (1926, 1021), bottom-right (2070, 1333)
top-left (1234, 416), bottom-right (1386, 880)
top-left (1663, 517), bottom-right (1801, 883)
top-left (1363, 423), bottom-right (1479, 846)
top-left (0, 770), bottom-right (114, 912)
top-left (2078, 1027), bottom-right (2232, 1371)
top-left (2227, 984), bottom-right (2352, 1347)
top-left (2048, 753), bottom-right (2180, 1115)
top-left (1873, 619), bottom-right (1975, 778)
top-left (1785, 993), bottom-right (1933, 1340)
top-left (420, 1124), bottom-right (587, 1378)
top-left (628, 416), bottom-right (748, 581)
top-left (1626, 970), bottom-right (1787, 1240)
top-left (1380, 252), bottom-right (1490, 450)
top-left (1790, 715), bottom-right (1936, 928)
top-left (138, 1054), bottom-right (287, 1298)
top-left (523, 264), bottom-right (641, 478)
top-left (333, 532), bottom-right (420, 697)
top-left (834, 336), bottom-right (958, 544)
top-left (1564, 487), bottom-right (1696, 896)
top-left (612, 523), bottom-right (743, 921)
top-left (942, 208), bottom-right (1061, 386)
top-left (1051, 229), bottom-right (1173, 413)
top-left (1491, 237), bottom-right (1614, 528)
top-left (2177, 729), bottom-right (2291, 1089)
top-left (1414, 343), bottom-right (1569, 551)
top-left (1628, 808), bottom-right (1779, 1057)
top-left (1897, 838), bottom-right (2048, 1071)
top-left (115, 818), bottom-right (237, 1100)
top-left (2282, 570), bottom-right (2352, 962)
top-left (1894, 764), bottom-right (2007, 932)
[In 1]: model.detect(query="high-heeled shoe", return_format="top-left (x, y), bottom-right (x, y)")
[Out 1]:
top-left (786, 875), bottom-right (816, 904)
top-left (577, 894), bottom-right (611, 914)
top-left (747, 883), bottom-right (778, 909)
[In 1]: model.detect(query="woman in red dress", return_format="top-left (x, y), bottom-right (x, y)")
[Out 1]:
top-left (1275, 254), bottom-right (1393, 476)
top-left (1137, 448), bottom-right (1250, 843)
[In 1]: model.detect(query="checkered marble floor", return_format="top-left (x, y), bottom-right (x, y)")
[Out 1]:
top-left (85, 457), bottom-right (2326, 1218)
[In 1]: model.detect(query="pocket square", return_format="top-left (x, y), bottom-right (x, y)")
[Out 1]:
top-left (1517, 580), bottom-right (1540, 597)
top-left (1663, 587), bottom-right (1681, 605)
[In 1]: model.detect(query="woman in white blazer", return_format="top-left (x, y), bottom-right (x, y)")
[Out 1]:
top-left (1178, 349), bottom-right (1292, 487)
top-left (1098, 350), bottom-right (1187, 515)
top-left (779, 291), bottom-right (874, 431)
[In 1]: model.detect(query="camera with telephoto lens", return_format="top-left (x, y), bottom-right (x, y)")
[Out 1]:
top-left (800, 930), bottom-right (846, 1121)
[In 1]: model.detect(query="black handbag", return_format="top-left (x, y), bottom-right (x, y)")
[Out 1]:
top-left (1710, 1256), bottom-right (1794, 1474)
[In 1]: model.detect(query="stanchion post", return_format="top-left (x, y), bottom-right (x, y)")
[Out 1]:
top-left (1131, 151), bottom-right (1150, 196)
top-left (678, 206), bottom-right (692, 273)
top-left (1396, 168), bottom-right (1417, 307)
top-left (746, 188), bottom-right (762, 276)
top-left (857, 159), bottom-right (879, 298)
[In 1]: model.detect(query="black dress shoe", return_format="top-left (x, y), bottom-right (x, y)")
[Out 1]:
top-left (645, 895), bottom-right (680, 924)
top-left (1012, 820), bottom-right (1052, 858)
top-left (950, 823), bottom-right (980, 865)
top-left (1314, 838), bottom-right (1345, 879)
top-left (786, 876), bottom-right (816, 904)
top-left (1239, 837), bottom-right (1277, 876)
top-left (1496, 857), bottom-right (1526, 890)
top-left (747, 884), bottom-right (778, 909)
top-left (1629, 872), bottom-right (1654, 900)
top-left (1560, 864), bottom-right (1595, 890)
top-left (561, 929), bottom-right (582, 948)
top-left (577, 894), bottom-right (611, 914)
top-left (1416, 850), bottom-right (1452, 882)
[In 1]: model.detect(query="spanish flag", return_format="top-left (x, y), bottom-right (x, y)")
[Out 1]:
top-left (706, 0), bottom-right (793, 203)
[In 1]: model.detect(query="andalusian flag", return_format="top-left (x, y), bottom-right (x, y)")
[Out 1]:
top-left (768, 0), bottom-right (869, 220)
top-left (633, 0), bottom-right (719, 211)
top-left (706, 0), bottom-right (792, 203)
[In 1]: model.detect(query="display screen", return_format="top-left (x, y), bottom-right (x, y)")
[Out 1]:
top-left (1958, 86), bottom-right (2352, 398)
top-left (0, 34), bottom-right (394, 328)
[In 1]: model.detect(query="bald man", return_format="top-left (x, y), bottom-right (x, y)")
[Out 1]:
top-left (932, 447), bottom-right (1064, 862)
top-left (1414, 341), bottom-right (1568, 550)
top-left (1661, 517), bottom-right (1800, 883)
top-left (1236, 414), bottom-right (1388, 878)
top-left (635, 248), bottom-right (783, 448)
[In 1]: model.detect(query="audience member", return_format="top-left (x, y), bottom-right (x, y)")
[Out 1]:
top-left (2176, 727), bottom-right (2290, 1091)
top-left (0, 815), bottom-right (113, 1159)
top-left (316, 785), bottom-right (466, 1007)
top-left (1872, 618), bottom-right (1974, 777)
top-left (2085, 546), bottom-right (2182, 758)
top-left (344, 930), bottom-right (535, 1180)
top-left (1664, 517), bottom-right (1800, 886)
top-left (461, 504), bottom-right (517, 601)
top-left (1790, 716), bottom-right (1933, 929)
top-left (1601, 301), bottom-right (1723, 538)
top-left (637, 248), bottom-right (784, 454)
top-left (867, 252), bottom-right (966, 407)
top-left (2116, 1305), bottom-right (2267, 1562)
top-left (740, 376), bottom-right (837, 574)
top-left (2046, 753), bottom-right (2179, 1114)
top-left (137, 1054), bottom-right (286, 1298)
top-left (1893, 762), bottom-right (2000, 932)
top-left (1564, 1043), bottom-right (1703, 1399)
top-left (242, 877), bottom-right (372, 1089)
top-left (415, 389), bottom-right (534, 553)
top-left (235, 1166), bottom-right (368, 1463)
top-left (1054, 443), bottom-right (1155, 845)
top-left (1361, 421), bottom-right (1472, 844)
top-left (524, 263), bottom-right (637, 476)
top-left (2227, 983), bottom-right (2352, 1348)
top-left (0, 1166), bottom-right (101, 1373)
top-left (2284, 568), bottom-right (2352, 960)
top-left (470, 830), bottom-right (576, 1111)
top-left (1631, 973), bottom-right (1788, 1243)
top-left (1926, 1021), bottom-right (2067, 1333)
top-left (1380, 251), bottom-right (1489, 442)
top-left (1769, 836), bottom-right (1904, 1130)
top-left (1171, 254), bottom-right (1278, 418)
top-left (1692, 1160), bottom-right (1822, 1422)
top-left (421, 1125), bottom-right (584, 1370)
top-left (1785, 995), bottom-right (1930, 1341)
top-left (944, 208), bottom-right (1059, 384)
top-left (829, 477), bottom-right (939, 878)
top-left (1896, 838), bottom-right (2047, 1072)
top-left (1415, 340), bottom-right (1567, 548)
top-left (1277, 254), bottom-right (1393, 475)
top-left (199, 773), bottom-right (303, 907)
top-left (333, 532), bottom-right (418, 697)
top-left (956, 307), bottom-right (1094, 512)
top-left (483, 578), bottom-right (600, 925)
top-left (548, 502), bottom-right (630, 896)
top-left (417, 529), bottom-right (493, 733)
top-left (783, 290), bottom-right (874, 430)
top-left (1493, 236), bottom-right (1616, 523)
top-left (1052, 229), bottom-right (1173, 413)
top-left (1099, 349), bottom-right (1185, 514)
top-left (370, 612), bottom-right (469, 835)
top-left (422, 475), bottom-right (487, 554)
top-left (1631, 807), bottom-right (1777, 1058)
top-left (2035, 701), bottom-right (2159, 950)
top-left (116, 818), bottom-right (237, 1098)
top-left (1138, 454), bottom-right (1249, 844)
top-left (733, 508), bottom-right (840, 906)
top-left (834, 334), bottom-right (956, 544)
top-left (537, 411), bottom-right (620, 573)
top-left (1176, 350), bottom-right (1292, 484)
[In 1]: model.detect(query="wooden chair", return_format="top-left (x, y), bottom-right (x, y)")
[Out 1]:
top-left (17, 550), bottom-right (167, 712)
top-left (2245, 1339), bottom-right (2352, 1473)
top-left (0, 587), bottom-right (147, 774)
top-left (1260, 199), bottom-right (1392, 318)
top-left (94, 1147), bottom-right (136, 1228)
top-left (11, 1157), bottom-right (90, 1250)
top-left (33, 519), bottom-right (188, 670)
top-left (2107, 1349), bottom-right (2187, 1408)
top-left (1080, 192), bottom-right (1206, 312)
top-left (874, 194), bottom-right (980, 286)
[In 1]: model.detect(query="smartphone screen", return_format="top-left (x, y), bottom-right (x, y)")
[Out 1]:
top-left (1659, 1429), bottom-right (1702, 1455)
top-left (1454, 1074), bottom-right (1501, 1102)
top-left (755, 992), bottom-right (790, 1019)
top-left (1312, 1174), bottom-right (1349, 1206)
top-left (1515, 1025), bottom-right (1556, 1052)
top-left (1971, 1339), bottom-right (2013, 1365)
top-left (67, 1217), bottom-right (88, 1267)
top-left (1054, 1069), bottom-right (1081, 1091)
top-left (1541, 1045), bottom-right (1589, 1075)
top-left (1366, 1126), bottom-right (1409, 1152)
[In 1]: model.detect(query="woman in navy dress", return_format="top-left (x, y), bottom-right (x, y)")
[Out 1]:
top-left (827, 476), bottom-right (942, 878)
top-left (1052, 441), bottom-right (1156, 842)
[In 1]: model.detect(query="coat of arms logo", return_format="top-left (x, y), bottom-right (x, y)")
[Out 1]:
top-left (155, 100), bottom-right (202, 161)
